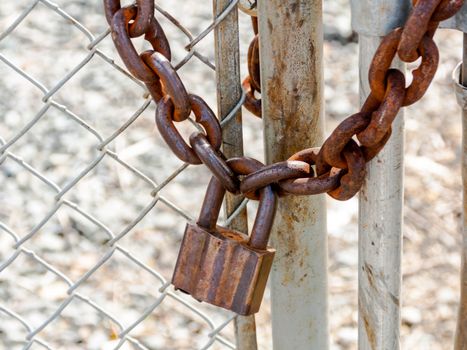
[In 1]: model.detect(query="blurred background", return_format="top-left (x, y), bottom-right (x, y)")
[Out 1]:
top-left (0, 0), bottom-right (464, 349)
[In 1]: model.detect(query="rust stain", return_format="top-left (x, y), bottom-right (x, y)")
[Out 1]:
top-left (290, 2), bottom-right (298, 13)
top-left (239, 316), bottom-right (257, 333)
top-left (267, 18), bottom-right (273, 34)
top-left (278, 197), bottom-right (318, 287)
top-left (261, 0), bottom-right (324, 291)
top-left (359, 302), bottom-right (377, 350)
top-left (364, 262), bottom-right (377, 291)
top-left (389, 292), bottom-right (400, 307)
top-left (456, 257), bottom-right (467, 349)
top-left (172, 223), bottom-right (275, 315)
top-left (299, 273), bottom-right (308, 283)
top-left (364, 262), bottom-right (400, 308)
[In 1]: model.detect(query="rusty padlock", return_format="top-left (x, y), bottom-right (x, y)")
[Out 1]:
top-left (172, 176), bottom-right (277, 315)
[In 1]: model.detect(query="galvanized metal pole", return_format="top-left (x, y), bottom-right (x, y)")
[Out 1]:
top-left (212, 2), bottom-right (258, 349)
top-left (257, 1), bottom-right (329, 349)
top-left (442, 7), bottom-right (467, 349)
top-left (350, 1), bottom-right (409, 349)
top-left (457, 40), bottom-right (467, 349)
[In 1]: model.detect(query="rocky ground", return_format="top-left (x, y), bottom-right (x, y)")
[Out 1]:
top-left (0, 0), bottom-right (465, 349)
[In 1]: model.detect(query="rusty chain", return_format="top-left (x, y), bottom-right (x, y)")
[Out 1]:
top-left (239, 0), bottom-right (463, 200)
top-left (104, 0), bottom-right (464, 208)
top-left (243, 16), bottom-right (262, 117)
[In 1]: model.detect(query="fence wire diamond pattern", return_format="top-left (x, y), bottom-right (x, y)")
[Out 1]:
top-left (0, 0), bottom-right (247, 349)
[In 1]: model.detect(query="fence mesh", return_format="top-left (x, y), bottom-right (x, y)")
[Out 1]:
top-left (0, 0), bottom-right (252, 349)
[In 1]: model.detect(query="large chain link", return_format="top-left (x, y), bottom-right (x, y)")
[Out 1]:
top-left (243, 16), bottom-right (261, 118)
top-left (104, 0), bottom-right (464, 204)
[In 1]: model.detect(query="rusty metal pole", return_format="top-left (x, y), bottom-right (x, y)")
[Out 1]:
top-left (212, 1), bottom-right (258, 349)
top-left (350, 1), bottom-right (409, 349)
top-left (257, 1), bottom-right (329, 348)
top-left (442, 7), bottom-right (467, 349)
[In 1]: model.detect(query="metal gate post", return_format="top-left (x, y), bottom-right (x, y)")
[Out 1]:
top-left (350, 1), bottom-right (410, 349)
top-left (212, 1), bottom-right (258, 349)
top-left (458, 43), bottom-right (467, 350)
top-left (442, 6), bottom-right (467, 348)
top-left (457, 46), bottom-right (467, 350)
top-left (257, 1), bottom-right (329, 349)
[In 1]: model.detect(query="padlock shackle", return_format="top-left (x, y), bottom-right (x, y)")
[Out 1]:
top-left (197, 172), bottom-right (277, 250)
top-left (249, 186), bottom-right (277, 250)
top-left (197, 176), bottom-right (226, 231)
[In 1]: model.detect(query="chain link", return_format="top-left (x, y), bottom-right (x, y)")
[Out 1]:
top-left (238, 0), bottom-right (258, 17)
top-left (243, 17), bottom-right (262, 118)
top-left (104, 0), bottom-right (155, 37)
top-left (105, 0), bottom-right (464, 208)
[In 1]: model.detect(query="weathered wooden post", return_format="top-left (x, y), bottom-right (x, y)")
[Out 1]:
top-left (212, 1), bottom-right (258, 348)
top-left (350, 1), bottom-right (410, 349)
top-left (258, 0), bottom-right (329, 348)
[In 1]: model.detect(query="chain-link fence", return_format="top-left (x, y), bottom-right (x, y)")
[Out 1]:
top-left (0, 0), bottom-right (263, 348)
top-left (2, 1), bottom-right (466, 349)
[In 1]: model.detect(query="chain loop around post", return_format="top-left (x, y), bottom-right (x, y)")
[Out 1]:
top-left (239, 161), bottom-right (313, 196)
top-left (105, 0), bottom-right (464, 219)
top-left (278, 148), bottom-right (343, 196)
top-left (326, 141), bottom-right (366, 201)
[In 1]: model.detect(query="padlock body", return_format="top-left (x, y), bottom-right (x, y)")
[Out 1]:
top-left (172, 223), bottom-right (275, 315)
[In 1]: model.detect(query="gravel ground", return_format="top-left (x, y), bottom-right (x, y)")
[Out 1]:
top-left (0, 1), bottom-right (464, 349)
